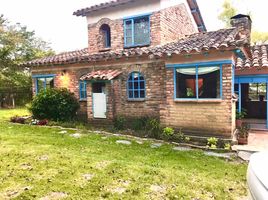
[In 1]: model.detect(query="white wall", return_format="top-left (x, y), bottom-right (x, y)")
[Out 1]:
top-left (86, 0), bottom-right (197, 31)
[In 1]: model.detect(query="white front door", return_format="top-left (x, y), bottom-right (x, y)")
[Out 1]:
top-left (93, 93), bottom-right (107, 118)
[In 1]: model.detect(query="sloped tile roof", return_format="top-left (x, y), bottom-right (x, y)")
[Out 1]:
top-left (236, 45), bottom-right (268, 69)
top-left (80, 70), bottom-right (122, 80)
top-left (73, 0), bottom-right (134, 16)
top-left (24, 28), bottom-right (248, 67)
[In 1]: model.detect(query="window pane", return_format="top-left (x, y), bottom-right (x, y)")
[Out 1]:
top-left (129, 91), bottom-right (133, 98)
top-left (176, 68), bottom-right (197, 98)
top-left (249, 83), bottom-right (266, 101)
top-left (198, 67), bottom-right (220, 99)
top-left (140, 81), bottom-right (145, 89)
top-left (134, 82), bottom-right (138, 89)
top-left (37, 78), bottom-right (45, 93)
top-left (46, 77), bottom-right (54, 89)
top-left (140, 90), bottom-right (145, 98)
top-left (134, 17), bottom-right (150, 45)
top-left (134, 90), bottom-right (139, 98)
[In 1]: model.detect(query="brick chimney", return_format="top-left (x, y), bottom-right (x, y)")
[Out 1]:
top-left (230, 14), bottom-right (252, 42)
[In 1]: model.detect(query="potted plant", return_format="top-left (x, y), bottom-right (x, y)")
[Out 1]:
top-left (237, 123), bottom-right (250, 145)
top-left (236, 109), bottom-right (247, 128)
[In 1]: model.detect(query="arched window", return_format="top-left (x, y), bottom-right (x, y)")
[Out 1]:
top-left (100, 24), bottom-right (111, 48)
top-left (127, 72), bottom-right (145, 99)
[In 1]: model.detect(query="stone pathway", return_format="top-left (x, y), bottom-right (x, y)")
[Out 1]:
top-left (150, 143), bottom-right (162, 148)
top-left (70, 133), bottom-right (81, 138)
top-left (116, 140), bottom-right (131, 145)
top-left (173, 146), bottom-right (192, 151)
top-left (204, 151), bottom-right (235, 159)
top-left (40, 192), bottom-right (68, 200)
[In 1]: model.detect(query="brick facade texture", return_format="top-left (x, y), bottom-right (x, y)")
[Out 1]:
top-left (87, 4), bottom-right (196, 53)
top-left (32, 60), bottom-right (235, 137)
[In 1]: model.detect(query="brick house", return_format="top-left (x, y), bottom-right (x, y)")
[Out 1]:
top-left (26, 0), bottom-right (266, 138)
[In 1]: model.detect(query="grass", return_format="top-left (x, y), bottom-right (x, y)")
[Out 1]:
top-left (0, 108), bottom-right (247, 199)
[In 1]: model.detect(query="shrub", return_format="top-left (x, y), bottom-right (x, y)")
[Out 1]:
top-left (162, 127), bottom-right (174, 136)
top-left (114, 116), bottom-right (126, 130)
top-left (29, 88), bottom-right (80, 121)
top-left (207, 137), bottom-right (218, 149)
top-left (224, 143), bottom-right (231, 150)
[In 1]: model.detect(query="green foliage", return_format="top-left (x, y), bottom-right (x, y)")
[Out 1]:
top-left (29, 88), bottom-right (79, 121)
top-left (236, 109), bottom-right (247, 119)
top-left (218, 0), bottom-right (237, 27)
top-left (251, 31), bottom-right (268, 44)
top-left (224, 143), bottom-right (231, 150)
top-left (0, 15), bottom-right (54, 105)
top-left (207, 137), bottom-right (218, 149)
top-left (162, 127), bottom-right (175, 136)
top-left (237, 123), bottom-right (250, 138)
top-left (114, 116), bottom-right (127, 130)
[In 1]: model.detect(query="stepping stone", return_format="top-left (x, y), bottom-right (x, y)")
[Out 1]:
top-left (204, 151), bottom-right (234, 159)
top-left (150, 185), bottom-right (166, 193)
top-left (59, 130), bottom-right (67, 134)
top-left (40, 192), bottom-right (68, 200)
top-left (109, 187), bottom-right (126, 194)
top-left (136, 141), bottom-right (143, 144)
top-left (238, 151), bottom-right (253, 161)
top-left (150, 143), bottom-right (162, 148)
top-left (82, 174), bottom-right (94, 181)
top-left (101, 136), bottom-right (107, 139)
top-left (70, 133), bottom-right (81, 138)
top-left (38, 155), bottom-right (49, 161)
top-left (116, 140), bottom-right (131, 145)
top-left (173, 146), bottom-right (192, 151)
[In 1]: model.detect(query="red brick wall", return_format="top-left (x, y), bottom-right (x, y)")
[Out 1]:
top-left (160, 4), bottom-right (197, 44)
top-left (87, 4), bottom-right (196, 53)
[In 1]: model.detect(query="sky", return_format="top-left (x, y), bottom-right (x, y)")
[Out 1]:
top-left (0, 0), bottom-right (267, 53)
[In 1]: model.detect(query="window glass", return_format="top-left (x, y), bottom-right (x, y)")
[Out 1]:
top-left (127, 72), bottom-right (145, 99)
top-left (175, 66), bottom-right (221, 99)
top-left (79, 81), bottom-right (87, 99)
top-left (124, 16), bottom-right (150, 47)
top-left (134, 17), bottom-right (150, 45)
top-left (176, 67), bottom-right (197, 98)
top-left (36, 77), bottom-right (55, 94)
top-left (248, 83), bottom-right (266, 101)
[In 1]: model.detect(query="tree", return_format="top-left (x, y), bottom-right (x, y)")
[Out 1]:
top-left (218, 0), bottom-right (268, 44)
top-left (0, 14), bottom-right (54, 107)
top-left (218, 0), bottom-right (237, 28)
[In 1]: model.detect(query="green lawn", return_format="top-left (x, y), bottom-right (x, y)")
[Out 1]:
top-left (0, 109), bottom-right (247, 199)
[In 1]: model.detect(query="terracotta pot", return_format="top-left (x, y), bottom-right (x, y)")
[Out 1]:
top-left (238, 137), bottom-right (248, 145)
top-left (236, 119), bottom-right (243, 128)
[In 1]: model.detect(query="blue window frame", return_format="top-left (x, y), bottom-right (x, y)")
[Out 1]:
top-left (33, 74), bottom-right (55, 94)
top-left (173, 64), bottom-right (223, 100)
top-left (127, 72), bottom-right (145, 99)
top-left (124, 14), bottom-right (150, 47)
top-left (79, 81), bottom-right (87, 100)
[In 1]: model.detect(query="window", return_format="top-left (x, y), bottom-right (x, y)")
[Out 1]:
top-left (127, 72), bottom-right (145, 99)
top-left (248, 83), bottom-right (266, 101)
top-left (124, 15), bottom-right (150, 47)
top-left (79, 81), bottom-right (87, 100)
top-left (100, 24), bottom-right (111, 48)
top-left (35, 76), bottom-right (54, 94)
top-left (175, 66), bottom-right (221, 99)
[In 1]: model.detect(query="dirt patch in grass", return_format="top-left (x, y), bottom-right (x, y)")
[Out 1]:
top-left (40, 192), bottom-right (68, 200)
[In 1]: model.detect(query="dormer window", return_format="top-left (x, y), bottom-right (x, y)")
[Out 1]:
top-left (100, 24), bottom-right (111, 48)
top-left (124, 14), bottom-right (150, 48)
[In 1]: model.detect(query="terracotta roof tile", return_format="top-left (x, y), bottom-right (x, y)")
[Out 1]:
top-left (80, 70), bottom-right (122, 80)
top-left (236, 44), bottom-right (268, 69)
top-left (73, 0), bottom-right (134, 17)
top-left (24, 28), bottom-right (249, 67)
